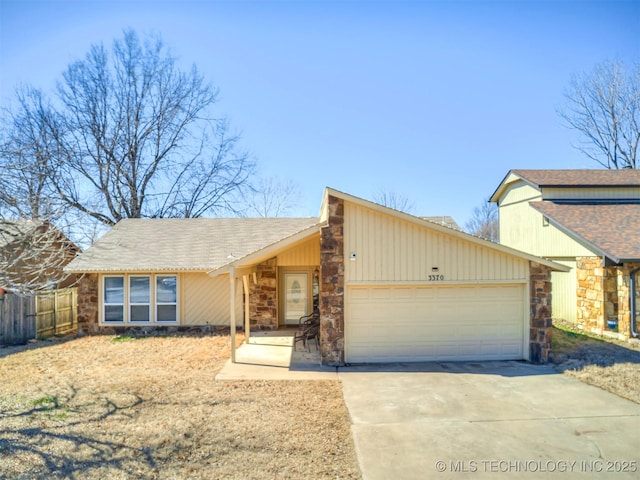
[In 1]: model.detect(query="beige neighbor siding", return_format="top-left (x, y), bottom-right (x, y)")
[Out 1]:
top-left (498, 182), bottom-right (594, 258)
top-left (181, 272), bottom-right (243, 326)
top-left (344, 202), bottom-right (529, 283)
top-left (543, 187), bottom-right (640, 201)
top-left (550, 259), bottom-right (578, 323)
top-left (277, 235), bottom-right (320, 267)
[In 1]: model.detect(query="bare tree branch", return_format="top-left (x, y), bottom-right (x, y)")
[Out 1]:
top-left (243, 177), bottom-right (303, 217)
top-left (4, 29), bottom-right (253, 228)
top-left (558, 59), bottom-right (639, 169)
top-left (464, 199), bottom-right (498, 242)
top-left (373, 190), bottom-right (415, 214)
top-left (0, 220), bottom-right (79, 294)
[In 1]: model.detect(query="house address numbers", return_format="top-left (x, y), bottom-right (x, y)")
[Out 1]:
top-left (427, 274), bottom-right (445, 281)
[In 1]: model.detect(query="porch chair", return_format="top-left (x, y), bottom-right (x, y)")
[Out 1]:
top-left (294, 311), bottom-right (320, 352)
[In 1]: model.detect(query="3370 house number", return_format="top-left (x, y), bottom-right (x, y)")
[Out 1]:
top-left (427, 274), bottom-right (444, 281)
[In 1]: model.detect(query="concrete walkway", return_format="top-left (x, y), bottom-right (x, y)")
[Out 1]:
top-left (216, 340), bottom-right (640, 480)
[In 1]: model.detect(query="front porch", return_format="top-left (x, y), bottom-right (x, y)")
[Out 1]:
top-left (216, 329), bottom-right (338, 380)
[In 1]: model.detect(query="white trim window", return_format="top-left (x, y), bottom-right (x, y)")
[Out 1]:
top-left (129, 276), bottom-right (151, 322)
top-left (156, 275), bottom-right (177, 322)
top-left (101, 274), bottom-right (178, 324)
top-left (104, 276), bottom-right (125, 322)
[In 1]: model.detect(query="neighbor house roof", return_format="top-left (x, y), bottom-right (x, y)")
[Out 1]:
top-left (511, 169), bottom-right (640, 187)
top-left (422, 216), bottom-right (461, 231)
top-left (64, 217), bottom-right (321, 273)
top-left (530, 202), bottom-right (640, 263)
top-left (490, 169), bottom-right (640, 202)
top-left (1, 219), bottom-right (43, 247)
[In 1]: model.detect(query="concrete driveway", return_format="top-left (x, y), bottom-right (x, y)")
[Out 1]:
top-left (338, 361), bottom-right (640, 479)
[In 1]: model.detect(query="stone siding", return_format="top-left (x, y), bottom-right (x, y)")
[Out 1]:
top-left (76, 273), bottom-right (99, 334)
top-left (575, 257), bottom-right (639, 338)
top-left (319, 195), bottom-right (345, 366)
top-left (576, 257), bottom-right (605, 334)
top-left (529, 262), bottom-right (553, 363)
top-left (249, 258), bottom-right (278, 330)
top-left (610, 263), bottom-right (640, 337)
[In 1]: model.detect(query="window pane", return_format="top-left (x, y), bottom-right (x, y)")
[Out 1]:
top-left (130, 277), bottom-right (150, 303)
top-left (105, 305), bottom-right (124, 322)
top-left (104, 277), bottom-right (124, 303)
top-left (157, 276), bottom-right (177, 303)
top-left (157, 305), bottom-right (177, 322)
top-left (130, 305), bottom-right (150, 322)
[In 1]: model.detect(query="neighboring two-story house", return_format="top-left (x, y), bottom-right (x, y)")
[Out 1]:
top-left (490, 169), bottom-right (640, 340)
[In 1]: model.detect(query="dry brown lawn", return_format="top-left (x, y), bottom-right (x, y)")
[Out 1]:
top-left (551, 322), bottom-right (640, 404)
top-left (0, 334), bottom-right (360, 479)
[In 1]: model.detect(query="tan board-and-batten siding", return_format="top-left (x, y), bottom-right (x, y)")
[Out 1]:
top-left (83, 272), bottom-right (244, 328)
top-left (181, 272), bottom-right (243, 326)
top-left (277, 235), bottom-right (320, 266)
top-left (344, 202), bottom-right (529, 284)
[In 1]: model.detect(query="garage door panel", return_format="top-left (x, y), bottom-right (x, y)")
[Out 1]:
top-left (346, 284), bottom-right (525, 363)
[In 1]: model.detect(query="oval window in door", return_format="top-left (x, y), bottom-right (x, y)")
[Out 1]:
top-left (291, 280), bottom-right (301, 303)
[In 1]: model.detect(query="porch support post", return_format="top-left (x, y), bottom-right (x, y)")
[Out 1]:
top-left (229, 267), bottom-right (236, 363)
top-left (242, 274), bottom-right (250, 342)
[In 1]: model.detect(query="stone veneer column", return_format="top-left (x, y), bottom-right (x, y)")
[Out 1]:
top-left (614, 263), bottom-right (639, 338)
top-left (249, 258), bottom-right (278, 330)
top-left (576, 257), bottom-right (604, 334)
top-left (319, 195), bottom-right (345, 366)
top-left (530, 262), bottom-right (552, 363)
top-left (76, 273), bottom-right (99, 334)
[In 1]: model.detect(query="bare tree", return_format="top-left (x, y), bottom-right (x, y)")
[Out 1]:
top-left (373, 190), bottom-right (415, 214)
top-left (2, 29), bottom-right (253, 228)
top-left (0, 86), bottom-right (63, 220)
top-left (465, 199), bottom-right (498, 242)
top-left (558, 59), bottom-right (639, 169)
top-left (243, 177), bottom-right (302, 217)
top-left (0, 220), bottom-right (79, 294)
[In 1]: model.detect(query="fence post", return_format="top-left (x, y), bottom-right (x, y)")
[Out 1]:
top-left (54, 291), bottom-right (58, 334)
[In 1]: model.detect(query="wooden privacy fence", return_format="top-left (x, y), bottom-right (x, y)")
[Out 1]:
top-left (0, 288), bottom-right (77, 346)
top-left (0, 293), bottom-right (36, 346)
top-left (35, 288), bottom-right (77, 338)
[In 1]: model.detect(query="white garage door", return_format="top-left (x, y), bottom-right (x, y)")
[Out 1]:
top-left (346, 284), bottom-right (526, 363)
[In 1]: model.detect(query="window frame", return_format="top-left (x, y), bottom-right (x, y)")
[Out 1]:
top-left (100, 274), bottom-right (179, 325)
top-left (129, 275), bottom-right (151, 323)
top-left (155, 275), bottom-right (178, 323)
top-left (103, 275), bottom-right (125, 323)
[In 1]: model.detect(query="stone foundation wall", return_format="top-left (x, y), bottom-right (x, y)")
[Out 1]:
top-left (319, 195), bottom-right (345, 366)
top-left (529, 262), bottom-right (553, 363)
top-left (249, 258), bottom-right (278, 330)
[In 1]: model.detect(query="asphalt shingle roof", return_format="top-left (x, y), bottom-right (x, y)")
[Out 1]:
top-left (65, 217), bottom-right (321, 272)
top-left (0, 220), bottom-right (41, 247)
top-left (530, 202), bottom-right (640, 263)
top-left (512, 169), bottom-right (640, 188)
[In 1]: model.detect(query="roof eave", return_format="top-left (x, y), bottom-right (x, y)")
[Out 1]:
top-left (208, 222), bottom-right (323, 278)
top-left (325, 187), bottom-right (569, 272)
top-left (528, 204), bottom-right (633, 266)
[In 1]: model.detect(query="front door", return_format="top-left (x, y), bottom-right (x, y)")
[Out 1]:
top-left (283, 273), bottom-right (308, 325)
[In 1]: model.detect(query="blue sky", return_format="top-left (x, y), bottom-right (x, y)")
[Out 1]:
top-left (1, 0), bottom-right (638, 226)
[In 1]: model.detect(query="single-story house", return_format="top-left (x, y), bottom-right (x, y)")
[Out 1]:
top-left (490, 169), bottom-right (640, 340)
top-left (65, 188), bottom-right (568, 365)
